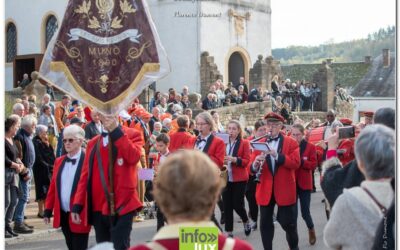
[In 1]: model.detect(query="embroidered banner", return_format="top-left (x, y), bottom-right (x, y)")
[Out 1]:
top-left (40, 0), bottom-right (170, 114)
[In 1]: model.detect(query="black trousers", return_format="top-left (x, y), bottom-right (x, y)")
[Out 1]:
top-left (245, 175), bottom-right (259, 222)
top-left (91, 211), bottom-right (136, 250)
top-left (222, 181), bottom-right (249, 232)
top-left (60, 210), bottom-right (89, 250)
top-left (155, 203), bottom-right (166, 231)
top-left (259, 194), bottom-right (298, 250)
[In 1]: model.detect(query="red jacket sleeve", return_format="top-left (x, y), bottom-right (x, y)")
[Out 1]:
top-left (302, 143), bottom-right (318, 170)
top-left (276, 137), bottom-right (300, 170)
top-left (111, 126), bottom-right (142, 166)
top-left (236, 140), bottom-right (251, 168)
top-left (210, 139), bottom-right (226, 169)
top-left (44, 157), bottom-right (61, 213)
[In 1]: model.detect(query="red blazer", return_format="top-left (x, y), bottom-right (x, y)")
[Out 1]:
top-left (295, 140), bottom-right (318, 190)
top-left (250, 134), bottom-right (300, 206)
top-left (190, 134), bottom-right (225, 169)
top-left (228, 138), bottom-right (251, 182)
top-left (337, 139), bottom-right (355, 166)
top-left (72, 126), bottom-right (143, 222)
top-left (45, 152), bottom-right (91, 233)
top-left (169, 129), bottom-right (195, 153)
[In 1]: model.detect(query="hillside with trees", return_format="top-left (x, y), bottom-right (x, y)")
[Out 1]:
top-left (272, 26), bottom-right (395, 65)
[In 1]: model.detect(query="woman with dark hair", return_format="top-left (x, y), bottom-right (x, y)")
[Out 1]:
top-left (149, 91), bottom-right (161, 112)
top-left (33, 125), bottom-right (55, 218)
top-left (5, 115), bottom-right (23, 237)
top-left (223, 120), bottom-right (252, 237)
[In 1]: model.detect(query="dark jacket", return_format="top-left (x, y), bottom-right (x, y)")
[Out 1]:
top-left (32, 136), bottom-right (55, 201)
top-left (14, 128), bottom-right (35, 169)
top-left (321, 158), bottom-right (365, 207)
top-left (84, 121), bottom-right (101, 140)
top-left (248, 89), bottom-right (262, 102)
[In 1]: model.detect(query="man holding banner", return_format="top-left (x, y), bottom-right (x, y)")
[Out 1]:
top-left (39, 0), bottom-right (170, 249)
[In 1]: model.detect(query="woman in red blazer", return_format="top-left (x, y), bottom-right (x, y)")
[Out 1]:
top-left (44, 125), bottom-right (90, 250)
top-left (291, 124), bottom-right (317, 245)
top-left (222, 120), bottom-right (252, 237)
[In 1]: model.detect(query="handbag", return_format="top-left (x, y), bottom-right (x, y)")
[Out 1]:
top-left (220, 166), bottom-right (228, 188)
top-left (5, 168), bottom-right (15, 185)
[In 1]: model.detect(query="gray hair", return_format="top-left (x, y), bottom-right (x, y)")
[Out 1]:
top-left (21, 115), bottom-right (37, 129)
top-left (12, 103), bottom-right (24, 112)
top-left (195, 112), bottom-right (215, 131)
top-left (355, 124), bottom-right (395, 179)
top-left (154, 122), bottom-right (162, 128)
top-left (162, 118), bottom-right (172, 127)
top-left (42, 94), bottom-right (51, 100)
top-left (63, 124), bottom-right (85, 139)
top-left (36, 124), bottom-right (48, 135)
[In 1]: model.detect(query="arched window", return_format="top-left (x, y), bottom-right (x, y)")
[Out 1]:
top-left (6, 23), bottom-right (17, 62)
top-left (45, 15), bottom-right (58, 47)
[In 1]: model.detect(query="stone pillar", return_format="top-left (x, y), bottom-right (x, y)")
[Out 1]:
top-left (382, 49), bottom-right (390, 67)
top-left (312, 61), bottom-right (335, 111)
top-left (265, 56), bottom-right (284, 91)
top-left (364, 56), bottom-right (372, 64)
top-left (249, 55), bottom-right (268, 90)
top-left (200, 51), bottom-right (222, 98)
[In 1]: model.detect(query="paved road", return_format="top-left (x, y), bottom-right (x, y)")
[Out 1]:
top-left (5, 189), bottom-right (329, 250)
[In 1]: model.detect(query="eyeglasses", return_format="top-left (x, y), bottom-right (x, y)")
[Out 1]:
top-left (63, 138), bottom-right (77, 144)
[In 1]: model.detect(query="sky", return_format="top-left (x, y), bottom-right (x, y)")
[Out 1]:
top-left (271, 0), bottom-right (396, 48)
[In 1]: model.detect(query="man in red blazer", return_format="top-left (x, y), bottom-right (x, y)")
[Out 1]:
top-left (169, 115), bottom-right (194, 152)
top-left (291, 124), bottom-right (318, 245)
top-left (44, 125), bottom-right (90, 250)
top-left (250, 112), bottom-right (300, 250)
top-left (71, 114), bottom-right (143, 250)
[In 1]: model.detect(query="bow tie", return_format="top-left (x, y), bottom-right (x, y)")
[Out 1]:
top-left (65, 157), bottom-right (77, 165)
top-left (268, 136), bottom-right (279, 143)
top-left (101, 132), bottom-right (109, 137)
top-left (196, 138), bottom-right (206, 145)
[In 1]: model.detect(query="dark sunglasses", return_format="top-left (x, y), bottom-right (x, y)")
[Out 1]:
top-left (63, 138), bottom-right (76, 143)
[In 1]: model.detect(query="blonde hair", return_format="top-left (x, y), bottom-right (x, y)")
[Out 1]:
top-left (195, 112), bottom-right (215, 131)
top-left (154, 150), bottom-right (222, 221)
top-left (227, 120), bottom-right (243, 139)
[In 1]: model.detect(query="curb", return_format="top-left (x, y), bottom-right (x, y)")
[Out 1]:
top-left (5, 228), bottom-right (61, 245)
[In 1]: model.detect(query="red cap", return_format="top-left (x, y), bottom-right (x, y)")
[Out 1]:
top-left (339, 118), bottom-right (353, 126)
top-left (364, 111), bottom-right (374, 118)
top-left (264, 112), bottom-right (285, 123)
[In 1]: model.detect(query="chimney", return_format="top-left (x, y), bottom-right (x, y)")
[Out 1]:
top-left (382, 49), bottom-right (390, 67)
top-left (364, 56), bottom-right (371, 64)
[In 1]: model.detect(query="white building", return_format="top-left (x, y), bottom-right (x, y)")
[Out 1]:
top-left (5, 0), bottom-right (272, 94)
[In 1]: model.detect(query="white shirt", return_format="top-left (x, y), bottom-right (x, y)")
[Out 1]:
top-left (95, 122), bottom-right (103, 134)
top-left (226, 139), bottom-right (237, 182)
top-left (60, 150), bottom-right (81, 212)
top-left (268, 137), bottom-right (280, 174)
top-left (195, 133), bottom-right (212, 152)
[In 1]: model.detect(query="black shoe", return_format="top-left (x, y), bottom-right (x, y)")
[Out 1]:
top-left (5, 230), bottom-right (13, 238)
top-left (6, 225), bottom-right (18, 237)
top-left (13, 223), bottom-right (33, 234)
top-left (244, 222), bottom-right (252, 236)
top-left (24, 216), bottom-right (27, 220)
top-left (37, 213), bottom-right (44, 219)
top-left (24, 222), bottom-right (34, 229)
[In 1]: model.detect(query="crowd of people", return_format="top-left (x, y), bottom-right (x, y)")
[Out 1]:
top-left (4, 85), bottom-right (395, 250)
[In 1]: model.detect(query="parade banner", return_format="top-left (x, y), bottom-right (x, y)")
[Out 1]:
top-left (40, 0), bottom-right (170, 114)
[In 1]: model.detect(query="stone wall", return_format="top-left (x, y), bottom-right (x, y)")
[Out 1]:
top-left (249, 55), bottom-right (283, 91)
top-left (200, 52), bottom-right (223, 98)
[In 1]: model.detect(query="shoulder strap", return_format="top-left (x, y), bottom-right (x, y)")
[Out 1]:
top-left (222, 237), bottom-right (235, 250)
top-left (145, 242), bottom-right (168, 250)
top-left (362, 187), bottom-right (387, 215)
top-left (299, 139), bottom-right (307, 157)
top-left (95, 140), bottom-right (112, 210)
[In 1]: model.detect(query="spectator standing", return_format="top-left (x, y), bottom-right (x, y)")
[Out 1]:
top-left (38, 104), bottom-right (59, 150)
top-left (84, 110), bottom-right (103, 140)
top-left (13, 115), bottom-right (37, 234)
top-left (5, 115), bottom-right (23, 238)
top-left (54, 95), bottom-right (71, 156)
top-left (32, 125), bottom-right (55, 218)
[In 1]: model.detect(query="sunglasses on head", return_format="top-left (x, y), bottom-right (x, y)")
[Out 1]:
top-left (63, 138), bottom-right (76, 143)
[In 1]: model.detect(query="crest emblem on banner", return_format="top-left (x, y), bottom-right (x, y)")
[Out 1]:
top-left (40, 0), bottom-right (170, 114)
